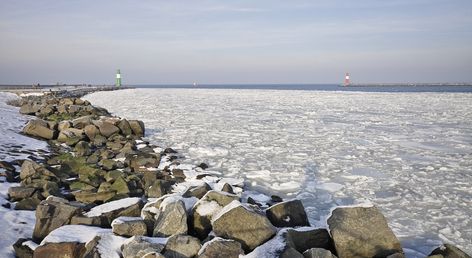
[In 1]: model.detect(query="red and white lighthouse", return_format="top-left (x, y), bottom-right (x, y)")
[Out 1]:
top-left (344, 72), bottom-right (350, 86)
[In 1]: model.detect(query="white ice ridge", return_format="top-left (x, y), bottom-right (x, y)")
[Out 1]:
top-left (84, 88), bottom-right (472, 256)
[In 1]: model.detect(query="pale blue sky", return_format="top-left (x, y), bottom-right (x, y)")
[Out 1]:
top-left (1, 0), bottom-right (471, 84)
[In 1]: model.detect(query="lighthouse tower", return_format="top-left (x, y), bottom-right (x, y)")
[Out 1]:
top-left (116, 69), bottom-right (122, 87)
top-left (344, 72), bottom-right (350, 86)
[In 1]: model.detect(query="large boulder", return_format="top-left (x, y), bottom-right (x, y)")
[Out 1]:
top-left (32, 196), bottom-right (82, 242)
top-left (19, 103), bottom-right (41, 115)
top-left (14, 192), bottom-right (42, 210)
top-left (20, 160), bottom-right (53, 180)
top-left (84, 124), bottom-right (100, 140)
top-left (118, 119), bottom-right (133, 136)
top-left (266, 199), bottom-right (310, 227)
top-left (147, 180), bottom-right (172, 198)
top-left (73, 190), bottom-right (116, 204)
top-left (327, 206), bottom-right (403, 258)
top-left (211, 200), bottom-right (277, 252)
top-left (34, 242), bottom-right (86, 258)
top-left (112, 216), bottom-right (148, 237)
top-left (8, 186), bottom-right (36, 201)
top-left (82, 233), bottom-right (128, 258)
top-left (57, 128), bottom-right (85, 145)
top-left (190, 190), bottom-right (239, 239)
top-left (428, 244), bottom-right (471, 258)
top-left (71, 115), bottom-right (93, 129)
top-left (129, 120), bottom-right (145, 137)
top-left (58, 120), bottom-right (72, 131)
top-left (197, 237), bottom-right (243, 258)
top-left (84, 197), bottom-right (143, 227)
top-left (129, 153), bottom-right (160, 172)
top-left (94, 120), bottom-right (120, 138)
top-left (183, 183), bottom-right (212, 199)
top-left (121, 236), bottom-right (166, 258)
top-left (163, 234), bottom-right (201, 258)
top-left (22, 119), bottom-right (56, 140)
top-left (153, 199), bottom-right (188, 237)
top-left (284, 228), bottom-right (336, 255)
top-left (34, 225), bottom-right (112, 258)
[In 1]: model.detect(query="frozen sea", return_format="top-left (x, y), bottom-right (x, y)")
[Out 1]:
top-left (85, 88), bottom-right (472, 256)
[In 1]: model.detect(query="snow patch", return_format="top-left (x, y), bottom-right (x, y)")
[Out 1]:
top-left (40, 225), bottom-right (111, 245)
top-left (85, 197), bottom-right (141, 217)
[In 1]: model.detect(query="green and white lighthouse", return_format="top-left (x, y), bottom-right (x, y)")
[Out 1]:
top-left (115, 69), bottom-right (122, 87)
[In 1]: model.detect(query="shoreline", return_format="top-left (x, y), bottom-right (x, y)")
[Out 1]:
top-left (0, 88), bottom-right (470, 257)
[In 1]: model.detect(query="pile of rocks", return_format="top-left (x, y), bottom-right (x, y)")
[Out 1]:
top-left (4, 93), bottom-right (470, 258)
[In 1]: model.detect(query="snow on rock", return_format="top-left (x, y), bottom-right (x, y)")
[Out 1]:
top-left (85, 197), bottom-right (142, 217)
top-left (111, 216), bottom-right (142, 226)
top-left (211, 200), bottom-right (243, 224)
top-left (94, 233), bottom-right (127, 258)
top-left (122, 235), bottom-right (168, 247)
top-left (22, 240), bottom-right (38, 250)
top-left (196, 201), bottom-right (222, 217)
top-left (241, 230), bottom-right (286, 258)
top-left (40, 225), bottom-right (126, 258)
top-left (40, 225), bottom-right (111, 245)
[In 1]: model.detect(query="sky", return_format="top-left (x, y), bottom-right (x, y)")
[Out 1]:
top-left (1, 0), bottom-right (471, 85)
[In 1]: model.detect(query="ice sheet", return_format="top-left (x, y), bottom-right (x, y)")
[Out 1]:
top-left (84, 88), bottom-right (472, 256)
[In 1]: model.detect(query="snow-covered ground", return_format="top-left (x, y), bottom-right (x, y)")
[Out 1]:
top-left (85, 88), bottom-right (472, 256)
top-left (0, 92), bottom-right (47, 257)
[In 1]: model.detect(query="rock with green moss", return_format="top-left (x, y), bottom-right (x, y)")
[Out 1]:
top-left (74, 141), bottom-right (92, 157)
top-left (70, 181), bottom-right (95, 191)
top-left (98, 182), bottom-right (112, 192)
top-left (111, 176), bottom-right (130, 195)
top-left (73, 190), bottom-right (116, 204)
top-left (86, 153), bottom-right (100, 164)
top-left (105, 170), bottom-right (124, 182)
top-left (98, 159), bottom-right (118, 171)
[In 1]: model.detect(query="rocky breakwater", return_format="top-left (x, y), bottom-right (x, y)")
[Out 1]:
top-left (3, 93), bottom-right (470, 258)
